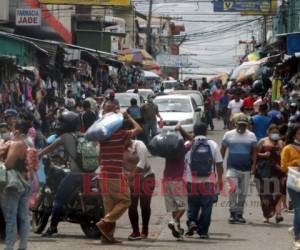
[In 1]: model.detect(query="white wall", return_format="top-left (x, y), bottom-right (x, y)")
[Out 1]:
top-left (0, 0), bottom-right (9, 23)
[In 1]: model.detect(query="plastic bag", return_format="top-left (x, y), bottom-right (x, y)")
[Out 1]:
top-left (85, 112), bottom-right (124, 142)
top-left (148, 131), bottom-right (185, 159)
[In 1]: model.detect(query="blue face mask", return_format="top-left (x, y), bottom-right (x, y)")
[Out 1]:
top-left (270, 133), bottom-right (280, 141)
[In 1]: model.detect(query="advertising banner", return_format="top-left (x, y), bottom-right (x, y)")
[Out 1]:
top-left (16, 8), bottom-right (41, 26)
top-left (39, 0), bottom-right (130, 6)
top-left (213, 0), bottom-right (272, 13)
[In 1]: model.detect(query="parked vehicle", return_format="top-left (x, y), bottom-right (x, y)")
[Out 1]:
top-left (31, 156), bottom-right (104, 238)
top-left (170, 90), bottom-right (205, 121)
top-left (162, 80), bottom-right (180, 94)
top-left (154, 94), bottom-right (202, 134)
top-left (126, 89), bottom-right (154, 102)
top-left (115, 93), bottom-right (142, 112)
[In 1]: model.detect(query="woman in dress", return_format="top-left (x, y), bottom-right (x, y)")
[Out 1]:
top-left (255, 124), bottom-right (285, 223)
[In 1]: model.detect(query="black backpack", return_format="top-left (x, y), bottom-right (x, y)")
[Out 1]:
top-left (189, 138), bottom-right (213, 177)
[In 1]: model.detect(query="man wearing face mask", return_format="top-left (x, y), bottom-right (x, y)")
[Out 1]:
top-left (221, 115), bottom-right (257, 224)
top-left (0, 121), bottom-right (10, 141)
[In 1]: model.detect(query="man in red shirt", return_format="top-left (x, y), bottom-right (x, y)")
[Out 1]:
top-left (243, 91), bottom-right (255, 115)
top-left (96, 112), bottom-right (143, 244)
top-left (212, 85), bottom-right (224, 119)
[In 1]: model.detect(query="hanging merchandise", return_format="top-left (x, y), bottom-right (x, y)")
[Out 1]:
top-left (272, 78), bottom-right (282, 101)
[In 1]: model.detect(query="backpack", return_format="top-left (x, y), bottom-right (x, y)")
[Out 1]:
top-left (189, 139), bottom-right (213, 177)
top-left (74, 133), bottom-right (99, 173)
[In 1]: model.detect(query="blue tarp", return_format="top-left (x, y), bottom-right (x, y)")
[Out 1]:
top-left (287, 33), bottom-right (300, 55)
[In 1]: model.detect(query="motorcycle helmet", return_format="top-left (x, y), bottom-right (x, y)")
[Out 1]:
top-left (252, 80), bottom-right (264, 95)
top-left (57, 111), bottom-right (80, 133)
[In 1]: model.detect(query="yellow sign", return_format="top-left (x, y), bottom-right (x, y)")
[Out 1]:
top-left (224, 2), bottom-right (233, 10)
top-left (241, 0), bottom-right (277, 16)
top-left (39, 0), bottom-right (130, 6)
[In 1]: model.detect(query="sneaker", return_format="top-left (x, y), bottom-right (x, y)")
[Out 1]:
top-left (228, 213), bottom-right (237, 224)
top-left (96, 220), bottom-right (114, 242)
top-left (128, 232), bottom-right (142, 241)
top-left (199, 234), bottom-right (210, 239)
top-left (141, 229), bottom-right (148, 239)
top-left (101, 237), bottom-right (122, 244)
top-left (276, 216), bottom-right (284, 224)
top-left (293, 240), bottom-right (300, 250)
top-left (168, 221), bottom-right (180, 238)
top-left (177, 228), bottom-right (184, 241)
top-left (289, 227), bottom-right (294, 235)
top-left (185, 222), bottom-right (197, 237)
top-left (42, 227), bottom-right (58, 237)
top-left (236, 214), bottom-right (246, 224)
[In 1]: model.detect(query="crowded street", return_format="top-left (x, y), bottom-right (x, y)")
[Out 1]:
top-left (1, 0), bottom-right (300, 250)
top-left (19, 121), bottom-right (292, 250)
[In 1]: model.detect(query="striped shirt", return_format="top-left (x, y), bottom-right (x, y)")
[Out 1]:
top-left (100, 129), bottom-right (132, 177)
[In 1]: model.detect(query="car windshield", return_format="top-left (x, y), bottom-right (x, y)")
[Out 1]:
top-left (163, 82), bottom-right (178, 89)
top-left (139, 91), bottom-right (152, 100)
top-left (115, 94), bottom-right (139, 107)
top-left (154, 98), bottom-right (192, 112)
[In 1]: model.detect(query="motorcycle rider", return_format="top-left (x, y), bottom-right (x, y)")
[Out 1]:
top-left (39, 111), bottom-right (83, 237)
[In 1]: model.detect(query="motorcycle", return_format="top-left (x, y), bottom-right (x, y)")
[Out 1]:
top-left (31, 156), bottom-right (104, 238)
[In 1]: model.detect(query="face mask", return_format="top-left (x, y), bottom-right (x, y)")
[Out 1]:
top-left (270, 133), bottom-right (280, 141)
top-left (237, 128), bottom-right (246, 134)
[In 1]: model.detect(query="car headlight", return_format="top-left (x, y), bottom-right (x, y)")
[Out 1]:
top-left (181, 118), bottom-right (194, 125)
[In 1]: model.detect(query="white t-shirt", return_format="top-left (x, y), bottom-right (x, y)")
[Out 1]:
top-left (185, 136), bottom-right (223, 184)
top-left (228, 99), bottom-right (244, 114)
top-left (253, 98), bottom-right (262, 113)
top-left (65, 97), bottom-right (76, 108)
top-left (130, 140), bottom-right (153, 177)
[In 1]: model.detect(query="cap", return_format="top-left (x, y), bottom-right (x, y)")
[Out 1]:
top-left (236, 115), bottom-right (249, 125)
top-left (4, 109), bottom-right (18, 117)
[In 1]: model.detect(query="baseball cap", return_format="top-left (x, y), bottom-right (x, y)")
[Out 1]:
top-left (4, 109), bottom-right (18, 117)
top-left (236, 115), bottom-right (249, 125)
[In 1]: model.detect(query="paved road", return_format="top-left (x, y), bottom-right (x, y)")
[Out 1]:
top-left (0, 121), bottom-right (294, 250)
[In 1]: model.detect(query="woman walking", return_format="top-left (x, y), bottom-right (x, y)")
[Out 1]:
top-left (255, 124), bottom-right (285, 223)
top-left (1, 116), bottom-right (32, 250)
top-left (281, 125), bottom-right (300, 250)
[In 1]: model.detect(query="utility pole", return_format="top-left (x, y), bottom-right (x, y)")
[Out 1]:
top-left (263, 15), bottom-right (267, 46)
top-left (146, 0), bottom-right (153, 54)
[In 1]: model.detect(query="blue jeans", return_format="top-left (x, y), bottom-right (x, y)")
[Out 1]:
top-left (205, 109), bottom-right (214, 130)
top-left (50, 173), bottom-right (82, 228)
top-left (1, 187), bottom-right (31, 250)
top-left (288, 188), bottom-right (300, 240)
top-left (186, 182), bottom-right (215, 235)
top-left (143, 120), bottom-right (157, 145)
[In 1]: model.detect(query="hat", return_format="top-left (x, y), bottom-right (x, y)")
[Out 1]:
top-left (236, 115), bottom-right (249, 125)
top-left (4, 109), bottom-right (18, 117)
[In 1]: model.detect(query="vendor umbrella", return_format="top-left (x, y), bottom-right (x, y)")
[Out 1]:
top-left (231, 57), bottom-right (268, 82)
top-left (118, 49), bottom-right (153, 63)
top-left (212, 73), bottom-right (229, 85)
